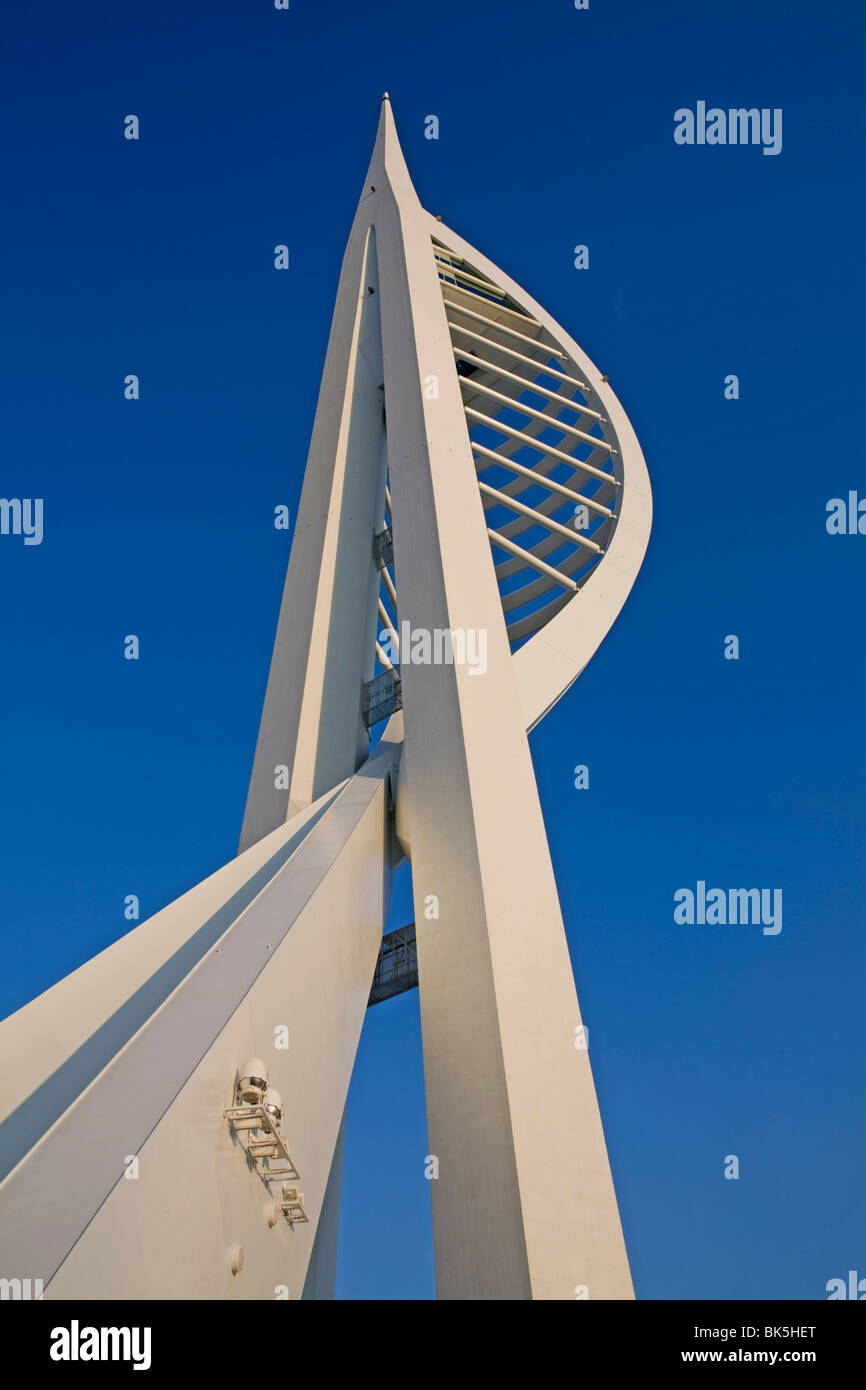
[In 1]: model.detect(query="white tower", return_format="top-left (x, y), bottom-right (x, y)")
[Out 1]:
top-left (0, 98), bottom-right (651, 1301)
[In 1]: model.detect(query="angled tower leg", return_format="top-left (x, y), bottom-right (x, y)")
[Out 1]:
top-left (240, 222), bottom-right (388, 848)
top-left (365, 98), bottom-right (651, 1299)
top-left (301, 1109), bottom-right (346, 1300)
top-left (0, 739), bottom-right (401, 1299)
top-left (234, 206), bottom-right (395, 1293)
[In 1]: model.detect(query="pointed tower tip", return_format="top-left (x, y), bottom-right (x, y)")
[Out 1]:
top-left (365, 90), bottom-right (418, 205)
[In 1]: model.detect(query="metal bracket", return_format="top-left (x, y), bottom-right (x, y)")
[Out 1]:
top-left (224, 1103), bottom-right (301, 1187)
top-left (368, 921), bottom-right (418, 1006)
top-left (279, 1186), bottom-right (309, 1230)
top-left (362, 669), bottom-right (402, 728)
top-left (373, 527), bottom-right (394, 570)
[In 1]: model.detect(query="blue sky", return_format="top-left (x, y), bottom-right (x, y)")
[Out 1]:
top-left (1, 0), bottom-right (863, 1299)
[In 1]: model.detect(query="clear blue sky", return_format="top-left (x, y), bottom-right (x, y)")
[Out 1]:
top-left (1, 0), bottom-right (863, 1300)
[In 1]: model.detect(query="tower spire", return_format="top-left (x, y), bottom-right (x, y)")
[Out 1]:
top-left (0, 94), bottom-right (651, 1303)
top-left (364, 92), bottom-right (418, 205)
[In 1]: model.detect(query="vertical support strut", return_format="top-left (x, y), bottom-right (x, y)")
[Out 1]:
top-left (372, 97), bottom-right (634, 1300)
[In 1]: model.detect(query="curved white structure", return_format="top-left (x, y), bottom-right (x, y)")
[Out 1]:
top-left (0, 98), bottom-right (650, 1302)
top-left (426, 223), bottom-right (652, 733)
